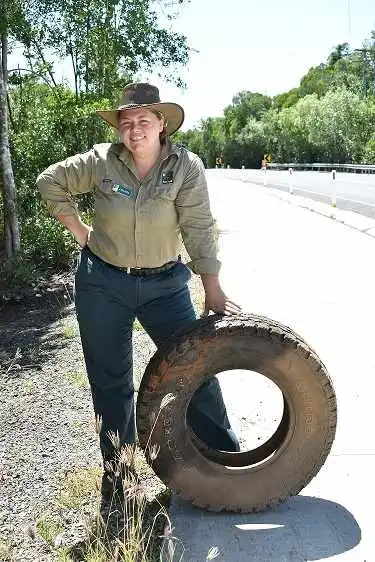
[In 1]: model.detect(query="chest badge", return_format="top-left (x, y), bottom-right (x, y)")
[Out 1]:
top-left (112, 184), bottom-right (135, 199)
top-left (162, 171), bottom-right (174, 184)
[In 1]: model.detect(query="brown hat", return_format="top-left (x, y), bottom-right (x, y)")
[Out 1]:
top-left (97, 82), bottom-right (184, 136)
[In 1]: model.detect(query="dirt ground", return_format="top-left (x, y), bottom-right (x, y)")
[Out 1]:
top-left (0, 269), bottom-right (204, 560)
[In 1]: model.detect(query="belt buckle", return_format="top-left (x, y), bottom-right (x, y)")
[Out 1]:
top-left (128, 266), bottom-right (143, 275)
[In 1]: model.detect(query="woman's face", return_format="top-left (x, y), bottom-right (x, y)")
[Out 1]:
top-left (118, 108), bottom-right (164, 156)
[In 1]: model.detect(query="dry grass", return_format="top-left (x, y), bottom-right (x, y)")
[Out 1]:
top-left (57, 467), bottom-right (102, 509)
top-left (32, 396), bottom-right (181, 561)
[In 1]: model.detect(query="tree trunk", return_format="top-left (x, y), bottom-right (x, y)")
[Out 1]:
top-left (0, 31), bottom-right (20, 258)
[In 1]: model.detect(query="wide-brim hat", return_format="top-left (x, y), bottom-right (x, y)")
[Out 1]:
top-left (97, 82), bottom-right (184, 136)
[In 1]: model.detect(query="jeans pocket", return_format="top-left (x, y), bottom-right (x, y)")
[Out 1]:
top-left (171, 261), bottom-right (191, 284)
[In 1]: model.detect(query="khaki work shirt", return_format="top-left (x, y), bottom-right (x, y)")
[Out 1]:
top-left (37, 140), bottom-right (220, 274)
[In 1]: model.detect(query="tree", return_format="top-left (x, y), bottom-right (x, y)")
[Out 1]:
top-left (174, 128), bottom-right (204, 160)
top-left (201, 117), bottom-right (225, 168)
top-left (224, 91), bottom-right (271, 137)
top-left (327, 43), bottom-right (350, 67)
top-left (0, 1), bottom-right (20, 258)
top-left (13, 0), bottom-right (190, 99)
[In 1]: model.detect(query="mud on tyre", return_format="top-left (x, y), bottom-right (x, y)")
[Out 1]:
top-left (136, 314), bottom-right (337, 513)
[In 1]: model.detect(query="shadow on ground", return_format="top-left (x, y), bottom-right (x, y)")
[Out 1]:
top-left (165, 495), bottom-right (361, 561)
top-left (0, 279), bottom-right (74, 374)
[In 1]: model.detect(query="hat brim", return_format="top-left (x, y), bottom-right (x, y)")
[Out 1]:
top-left (97, 102), bottom-right (184, 136)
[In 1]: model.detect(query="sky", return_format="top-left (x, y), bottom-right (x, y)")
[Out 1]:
top-left (8, 0), bottom-right (375, 130)
top-left (144, 0), bottom-right (375, 129)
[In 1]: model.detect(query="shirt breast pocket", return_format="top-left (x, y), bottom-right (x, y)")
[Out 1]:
top-left (153, 183), bottom-right (180, 201)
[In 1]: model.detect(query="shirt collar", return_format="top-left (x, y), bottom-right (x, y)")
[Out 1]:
top-left (117, 138), bottom-right (181, 167)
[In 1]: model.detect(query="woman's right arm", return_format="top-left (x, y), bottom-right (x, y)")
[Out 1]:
top-left (37, 149), bottom-right (98, 247)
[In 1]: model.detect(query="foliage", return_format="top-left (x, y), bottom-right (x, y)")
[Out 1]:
top-left (1, 0), bottom-right (190, 281)
top-left (9, 80), bottom-right (113, 194)
top-left (224, 91), bottom-right (272, 138)
top-left (174, 32), bottom-right (375, 169)
top-left (3, 80), bottom-right (113, 272)
top-left (10, 0), bottom-right (190, 97)
top-left (263, 89), bottom-right (375, 163)
top-left (2, 20), bottom-right (375, 286)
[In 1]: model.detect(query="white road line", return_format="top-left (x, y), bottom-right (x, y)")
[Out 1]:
top-left (290, 186), bottom-right (375, 208)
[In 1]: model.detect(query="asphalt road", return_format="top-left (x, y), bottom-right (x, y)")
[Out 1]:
top-left (222, 169), bottom-right (375, 218)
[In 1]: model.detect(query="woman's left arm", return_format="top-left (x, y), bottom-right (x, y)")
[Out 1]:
top-left (175, 154), bottom-right (241, 316)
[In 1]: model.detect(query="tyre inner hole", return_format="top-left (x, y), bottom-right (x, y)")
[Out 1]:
top-left (188, 369), bottom-right (290, 467)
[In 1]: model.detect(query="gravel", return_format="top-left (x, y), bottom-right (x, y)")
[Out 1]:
top-left (0, 271), bottom-right (175, 561)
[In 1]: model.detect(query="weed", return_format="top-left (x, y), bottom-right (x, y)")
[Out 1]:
top-left (23, 377), bottom-right (35, 394)
top-left (133, 319), bottom-right (144, 332)
top-left (36, 514), bottom-right (64, 547)
top-left (54, 395), bottom-right (181, 561)
top-left (0, 540), bottom-right (13, 561)
top-left (65, 371), bottom-right (89, 389)
top-left (70, 420), bottom-right (88, 431)
top-left (57, 467), bottom-right (101, 509)
top-left (62, 321), bottom-right (78, 339)
top-left (4, 347), bottom-right (22, 376)
top-left (206, 546), bottom-right (221, 560)
top-left (57, 547), bottom-right (74, 561)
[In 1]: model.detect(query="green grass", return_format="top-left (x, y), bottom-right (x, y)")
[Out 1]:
top-left (50, 451), bottom-right (172, 561)
top-left (36, 514), bottom-right (65, 547)
top-left (57, 548), bottom-right (74, 562)
top-left (62, 320), bottom-right (78, 339)
top-left (133, 319), bottom-right (144, 332)
top-left (57, 467), bottom-right (101, 509)
top-left (65, 370), bottom-right (89, 389)
top-left (23, 377), bottom-right (35, 394)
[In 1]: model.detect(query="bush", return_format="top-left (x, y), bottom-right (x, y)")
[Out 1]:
top-left (5, 80), bottom-right (114, 279)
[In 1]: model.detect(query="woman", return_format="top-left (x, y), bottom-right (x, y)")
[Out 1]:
top-left (37, 82), bottom-right (241, 496)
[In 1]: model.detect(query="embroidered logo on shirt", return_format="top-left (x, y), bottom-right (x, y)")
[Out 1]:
top-left (112, 184), bottom-right (135, 199)
top-left (162, 171), bottom-right (174, 184)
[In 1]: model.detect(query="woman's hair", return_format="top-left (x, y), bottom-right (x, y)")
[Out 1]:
top-left (151, 110), bottom-right (168, 143)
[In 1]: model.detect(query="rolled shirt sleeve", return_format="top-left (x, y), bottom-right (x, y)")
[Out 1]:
top-left (176, 155), bottom-right (221, 275)
top-left (36, 150), bottom-right (98, 216)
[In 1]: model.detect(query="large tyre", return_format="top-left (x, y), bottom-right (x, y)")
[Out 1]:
top-left (136, 314), bottom-right (337, 513)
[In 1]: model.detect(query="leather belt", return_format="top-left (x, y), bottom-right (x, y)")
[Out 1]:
top-left (84, 246), bottom-right (177, 276)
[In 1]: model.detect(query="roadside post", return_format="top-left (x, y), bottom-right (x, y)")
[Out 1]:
top-left (262, 157), bottom-right (267, 186)
top-left (288, 167), bottom-right (294, 194)
top-left (262, 154), bottom-right (272, 187)
top-left (331, 169), bottom-right (337, 207)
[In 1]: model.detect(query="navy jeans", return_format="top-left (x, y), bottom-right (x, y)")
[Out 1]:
top-left (75, 247), bottom-right (238, 461)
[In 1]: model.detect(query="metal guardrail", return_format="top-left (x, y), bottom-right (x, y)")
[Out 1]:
top-left (267, 163), bottom-right (375, 174)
